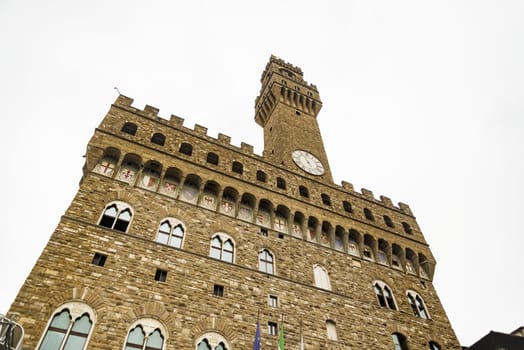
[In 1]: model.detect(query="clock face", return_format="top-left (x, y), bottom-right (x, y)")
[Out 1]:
top-left (292, 150), bottom-right (325, 175)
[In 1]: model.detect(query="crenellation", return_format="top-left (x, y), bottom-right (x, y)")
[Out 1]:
top-left (143, 104), bottom-right (159, 117)
top-left (361, 188), bottom-right (375, 200)
top-left (380, 195), bottom-right (394, 208)
top-left (217, 133), bottom-right (231, 145)
top-left (398, 202), bottom-right (413, 216)
top-left (341, 181), bottom-right (354, 192)
top-left (240, 142), bottom-right (254, 155)
top-left (115, 94), bottom-right (134, 106)
top-left (194, 124), bottom-right (208, 136)
top-left (170, 114), bottom-right (184, 127)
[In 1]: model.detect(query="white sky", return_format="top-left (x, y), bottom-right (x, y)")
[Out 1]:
top-left (1, 1), bottom-right (523, 346)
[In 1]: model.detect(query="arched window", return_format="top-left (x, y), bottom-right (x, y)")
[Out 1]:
top-left (259, 249), bottom-right (274, 275)
top-left (383, 215), bottom-right (394, 228)
top-left (38, 302), bottom-right (95, 350)
top-left (429, 341), bottom-right (441, 350)
top-left (373, 281), bottom-right (396, 310)
top-left (206, 152), bottom-right (219, 165)
top-left (209, 233), bottom-right (234, 263)
top-left (121, 122), bottom-right (137, 135)
top-left (392, 333), bottom-right (408, 350)
top-left (326, 320), bottom-right (337, 341)
top-left (402, 222), bottom-right (413, 234)
top-left (99, 202), bottom-right (133, 232)
top-left (299, 185), bottom-right (309, 198)
top-left (117, 154), bottom-right (141, 184)
top-left (407, 291), bottom-right (430, 319)
top-left (195, 332), bottom-right (231, 350)
top-left (155, 218), bottom-right (185, 248)
top-left (256, 170), bottom-right (267, 182)
top-left (179, 142), bottom-right (193, 156)
top-left (150, 133), bottom-right (165, 146)
top-left (276, 177), bottom-right (286, 190)
top-left (313, 265), bottom-right (331, 290)
top-left (364, 208), bottom-right (374, 221)
top-left (342, 201), bottom-right (353, 213)
top-left (321, 193), bottom-right (331, 206)
top-left (123, 318), bottom-right (166, 350)
top-left (348, 229), bottom-right (360, 257)
top-left (232, 161), bottom-right (243, 174)
top-left (95, 148), bottom-right (120, 177)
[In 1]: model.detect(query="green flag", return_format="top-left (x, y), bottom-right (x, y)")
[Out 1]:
top-left (279, 319), bottom-right (285, 350)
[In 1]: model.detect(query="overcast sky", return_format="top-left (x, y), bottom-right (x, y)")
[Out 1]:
top-left (1, 1), bottom-right (523, 346)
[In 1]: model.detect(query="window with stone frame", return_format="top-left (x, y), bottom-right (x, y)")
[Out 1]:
top-left (123, 319), bottom-right (165, 350)
top-left (179, 142), bottom-right (193, 156)
top-left (209, 233), bottom-right (234, 263)
top-left (232, 161), bottom-right (243, 175)
top-left (155, 219), bottom-right (185, 248)
top-left (364, 208), bottom-right (374, 221)
top-left (392, 333), bottom-right (408, 350)
top-left (259, 249), bottom-right (274, 275)
top-left (407, 290), bottom-right (430, 319)
top-left (121, 122), bottom-right (137, 135)
top-left (428, 341), bottom-right (441, 350)
top-left (276, 177), bottom-right (286, 190)
top-left (206, 152), bottom-right (219, 165)
top-left (256, 170), bottom-right (267, 182)
top-left (196, 333), bottom-right (230, 350)
top-left (99, 201), bottom-right (133, 232)
top-left (374, 281), bottom-right (397, 310)
top-left (313, 264), bottom-right (331, 290)
top-left (37, 302), bottom-right (95, 350)
top-left (326, 320), bottom-right (337, 341)
top-left (150, 133), bottom-right (166, 146)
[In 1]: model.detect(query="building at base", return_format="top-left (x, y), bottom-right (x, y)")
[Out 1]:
top-left (8, 56), bottom-right (461, 349)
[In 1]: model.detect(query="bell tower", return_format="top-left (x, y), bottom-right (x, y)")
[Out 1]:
top-left (255, 56), bottom-right (333, 183)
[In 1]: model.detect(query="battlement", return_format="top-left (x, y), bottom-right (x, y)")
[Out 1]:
top-left (112, 94), bottom-right (414, 216)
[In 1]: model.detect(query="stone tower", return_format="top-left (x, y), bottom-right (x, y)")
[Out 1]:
top-left (7, 56), bottom-right (461, 350)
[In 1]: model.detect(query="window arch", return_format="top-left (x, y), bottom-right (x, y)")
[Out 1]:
top-left (37, 302), bottom-right (95, 350)
top-left (364, 208), bottom-right (374, 221)
top-left (256, 170), bottom-right (267, 182)
top-left (155, 218), bottom-right (185, 248)
top-left (402, 222), bottom-right (413, 234)
top-left (383, 215), bottom-right (394, 228)
top-left (206, 152), bottom-right (219, 165)
top-left (392, 333), bottom-right (408, 350)
top-left (321, 193), bottom-right (331, 206)
top-left (117, 154), bottom-right (141, 184)
top-left (210, 233), bottom-right (235, 263)
top-left (195, 332), bottom-right (231, 350)
top-left (299, 185), bottom-right (309, 198)
top-left (326, 320), bottom-right (337, 341)
top-left (150, 133), bottom-right (166, 146)
top-left (259, 249), bottom-right (274, 275)
top-left (95, 147), bottom-right (120, 177)
top-left (407, 290), bottom-right (430, 319)
top-left (232, 161), bottom-right (243, 174)
top-left (429, 341), bottom-right (441, 350)
top-left (373, 281), bottom-right (396, 310)
top-left (342, 201), bottom-right (353, 213)
top-left (99, 201), bottom-right (133, 232)
top-left (179, 142), bottom-right (193, 156)
top-left (276, 177), bottom-right (286, 190)
top-left (123, 318), bottom-right (166, 350)
top-left (121, 122), bottom-right (137, 135)
top-left (313, 265), bottom-right (331, 290)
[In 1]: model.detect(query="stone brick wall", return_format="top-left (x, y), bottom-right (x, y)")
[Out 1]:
top-left (8, 95), bottom-right (460, 349)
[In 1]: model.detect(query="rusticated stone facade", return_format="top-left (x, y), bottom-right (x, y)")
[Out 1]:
top-left (8, 56), bottom-right (461, 349)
